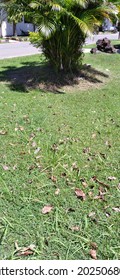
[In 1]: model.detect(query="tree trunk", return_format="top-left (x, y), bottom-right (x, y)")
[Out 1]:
top-left (13, 21), bottom-right (16, 36)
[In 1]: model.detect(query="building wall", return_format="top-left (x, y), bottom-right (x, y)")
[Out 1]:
top-left (16, 21), bottom-right (34, 36)
top-left (1, 20), bottom-right (13, 37)
top-left (0, 12), bottom-right (34, 37)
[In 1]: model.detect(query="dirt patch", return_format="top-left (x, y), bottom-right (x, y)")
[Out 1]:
top-left (0, 62), bottom-right (109, 93)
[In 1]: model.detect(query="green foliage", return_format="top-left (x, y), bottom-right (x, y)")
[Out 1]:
top-left (28, 0), bottom-right (116, 72)
top-left (2, 0), bottom-right (119, 72)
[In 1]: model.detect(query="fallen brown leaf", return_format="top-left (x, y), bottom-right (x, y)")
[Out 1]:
top-left (82, 181), bottom-right (88, 188)
top-left (88, 191), bottom-right (93, 197)
top-left (105, 212), bottom-right (111, 217)
top-left (118, 183), bottom-right (120, 190)
top-left (14, 242), bottom-right (35, 256)
top-left (90, 249), bottom-right (97, 260)
top-left (34, 147), bottom-right (41, 154)
top-left (55, 188), bottom-right (60, 195)
top-left (2, 165), bottom-right (9, 171)
top-left (50, 175), bottom-right (57, 183)
top-left (66, 207), bottom-right (75, 213)
top-left (71, 162), bottom-right (78, 171)
top-left (90, 242), bottom-right (98, 250)
top-left (61, 172), bottom-right (67, 177)
top-left (83, 147), bottom-right (90, 154)
top-left (0, 130), bottom-right (7, 135)
top-left (19, 126), bottom-right (24, 131)
top-left (92, 133), bottom-right (97, 139)
top-left (42, 205), bottom-right (53, 214)
top-left (108, 176), bottom-right (116, 181)
top-left (51, 143), bottom-right (59, 152)
top-left (105, 140), bottom-right (112, 148)
top-left (112, 207), bottom-right (120, 212)
top-left (94, 186), bottom-right (106, 200)
top-left (88, 212), bottom-right (96, 218)
top-left (32, 141), bottom-right (37, 147)
top-left (88, 212), bottom-right (98, 223)
top-left (29, 133), bottom-right (36, 141)
top-left (13, 164), bottom-right (17, 170)
top-left (75, 188), bottom-right (86, 200)
top-left (92, 176), bottom-right (110, 188)
top-left (18, 250), bottom-right (33, 256)
top-left (70, 226), bottom-right (80, 232)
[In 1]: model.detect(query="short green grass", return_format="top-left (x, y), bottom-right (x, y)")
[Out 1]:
top-left (0, 52), bottom-right (120, 260)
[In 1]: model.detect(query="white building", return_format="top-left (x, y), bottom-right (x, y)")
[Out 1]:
top-left (0, 10), bottom-right (35, 37)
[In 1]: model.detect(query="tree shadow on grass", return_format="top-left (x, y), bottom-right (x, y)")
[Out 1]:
top-left (114, 44), bottom-right (120, 53)
top-left (0, 60), bottom-right (109, 93)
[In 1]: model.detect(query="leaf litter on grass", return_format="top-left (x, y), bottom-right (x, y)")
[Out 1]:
top-left (0, 53), bottom-right (120, 259)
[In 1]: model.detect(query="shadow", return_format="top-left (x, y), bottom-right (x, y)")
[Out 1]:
top-left (113, 44), bottom-right (120, 54)
top-left (114, 44), bottom-right (120, 49)
top-left (0, 60), bottom-right (109, 93)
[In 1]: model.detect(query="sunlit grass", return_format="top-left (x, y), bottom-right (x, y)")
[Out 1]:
top-left (0, 52), bottom-right (120, 260)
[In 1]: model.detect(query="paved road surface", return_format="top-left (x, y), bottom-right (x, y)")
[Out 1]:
top-left (85, 32), bottom-right (119, 44)
top-left (0, 33), bottom-right (119, 60)
top-left (0, 41), bottom-right (41, 60)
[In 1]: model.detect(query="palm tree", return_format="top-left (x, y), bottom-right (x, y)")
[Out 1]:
top-left (29, 0), bottom-right (116, 72)
top-left (2, 0), bottom-right (118, 71)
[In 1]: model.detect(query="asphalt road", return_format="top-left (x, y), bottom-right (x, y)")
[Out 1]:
top-left (0, 33), bottom-right (119, 60)
top-left (85, 32), bottom-right (119, 44)
top-left (0, 41), bottom-right (41, 60)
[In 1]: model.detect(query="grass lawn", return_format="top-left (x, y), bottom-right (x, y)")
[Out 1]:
top-left (0, 51), bottom-right (120, 260)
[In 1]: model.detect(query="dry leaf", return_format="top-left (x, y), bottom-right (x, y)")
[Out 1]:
top-left (55, 188), bottom-right (60, 195)
top-left (88, 212), bottom-right (98, 223)
top-left (50, 175), bottom-right (57, 183)
top-left (2, 165), bottom-right (9, 171)
top-left (83, 147), bottom-right (90, 154)
top-left (105, 212), bottom-right (111, 217)
top-left (14, 242), bottom-right (35, 256)
top-left (75, 188), bottom-right (86, 200)
top-left (34, 147), bottom-right (41, 154)
top-left (91, 176), bottom-right (110, 188)
top-left (29, 133), bottom-right (36, 141)
top-left (108, 176), bottom-right (116, 181)
top-left (88, 191), bottom-right (93, 197)
top-left (70, 226), bottom-right (80, 232)
top-left (92, 133), bottom-right (96, 139)
top-left (82, 181), bottom-right (88, 188)
top-left (105, 140), bottom-right (112, 148)
top-left (0, 130), bottom-right (7, 135)
top-left (19, 126), bottom-right (24, 131)
top-left (18, 250), bottom-right (33, 256)
top-left (118, 183), bottom-right (120, 190)
top-left (112, 207), bottom-right (120, 212)
top-left (51, 143), bottom-right (59, 152)
top-left (72, 162), bottom-right (78, 171)
top-left (66, 208), bottom-right (75, 213)
top-left (61, 172), bottom-right (67, 177)
top-left (90, 249), bottom-right (97, 260)
top-left (32, 141), bottom-right (37, 147)
top-left (36, 127), bottom-right (43, 132)
top-left (42, 205), bottom-right (53, 214)
top-left (88, 212), bottom-right (96, 218)
top-left (13, 164), bottom-right (17, 170)
top-left (90, 242), bottom-right (98, 250)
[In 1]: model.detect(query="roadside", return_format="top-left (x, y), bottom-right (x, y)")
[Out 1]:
top-left (0, 32), bottom-right (119, 60)
top-left (0, 41), bottom-right (41, 60)
top-left (85, 32), bottom-right (119, 45)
